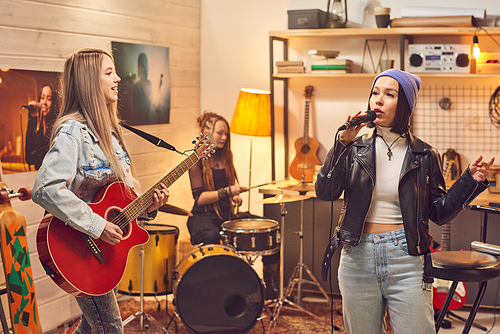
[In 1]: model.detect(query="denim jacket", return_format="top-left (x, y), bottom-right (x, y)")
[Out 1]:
top-left (33, 120), bottom-right (149, 239)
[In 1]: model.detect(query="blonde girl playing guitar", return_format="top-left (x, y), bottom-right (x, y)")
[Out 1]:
top-left (33, 48), bottom-right (169, 334)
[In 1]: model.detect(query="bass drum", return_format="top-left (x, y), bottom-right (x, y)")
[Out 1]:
top-left (173, 245), bottom-right (264, 334)
top-left (118, 224), bottom-right (179, 295)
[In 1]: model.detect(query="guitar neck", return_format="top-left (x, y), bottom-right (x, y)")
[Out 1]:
top-left (303, 99), bottom-right (310, 145)
top-left (121, 151), bottom-right (199, 221)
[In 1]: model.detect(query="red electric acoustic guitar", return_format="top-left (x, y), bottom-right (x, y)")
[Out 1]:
top-left (289, 85), bottom-right (320, 183)
top-left (36, 133), bottom-right (214, 297)
top-left (432, 149), bottom-right (467, 310)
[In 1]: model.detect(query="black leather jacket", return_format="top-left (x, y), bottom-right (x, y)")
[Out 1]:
top-left (316, 128), bottom-right (488, 259)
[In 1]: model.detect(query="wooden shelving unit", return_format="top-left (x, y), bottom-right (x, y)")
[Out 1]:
top-left (268, 27), bottom-right (500, 179)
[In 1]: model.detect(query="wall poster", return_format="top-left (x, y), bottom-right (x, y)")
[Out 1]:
top-left (112, 41), bottom-right (171, 126)
top-left (0, 69), bottom-right (60, 173)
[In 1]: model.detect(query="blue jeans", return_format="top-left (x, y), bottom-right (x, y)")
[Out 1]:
top-left (73, 290), bottom-right (123, 333)
top-left (338, 229), bottom-right (435, 334)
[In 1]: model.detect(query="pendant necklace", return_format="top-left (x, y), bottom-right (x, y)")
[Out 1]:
top-left (377, 134), bottom-right (403, 161)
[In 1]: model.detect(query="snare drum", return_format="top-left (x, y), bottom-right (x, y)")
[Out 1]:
top-left (118, 224), bottom-right (179, 295)
top-left (173, 245), bottom-right (264, 334)
top-left (221, 218), bottom-right (280, 256)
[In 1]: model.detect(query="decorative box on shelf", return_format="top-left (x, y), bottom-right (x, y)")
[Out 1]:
top-left (476, 52), bottom-right (500, 74)
top-left (287, 9), bottom-right (328, 29)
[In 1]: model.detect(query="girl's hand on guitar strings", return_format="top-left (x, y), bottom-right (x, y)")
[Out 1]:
top-left (148, 183), bottom-right (170, 213)
top-left (100, 221), bottom-right (123, 245)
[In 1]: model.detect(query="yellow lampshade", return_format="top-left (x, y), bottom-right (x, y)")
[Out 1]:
top-left (231, 88), bottom-right (271, 136)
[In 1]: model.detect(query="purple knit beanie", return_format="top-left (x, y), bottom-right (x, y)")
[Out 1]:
top-left (372, 69), bottom-right (421, 115)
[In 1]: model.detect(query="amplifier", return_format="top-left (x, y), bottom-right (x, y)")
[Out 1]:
top-left (408, 44), bottom-right (470, 73)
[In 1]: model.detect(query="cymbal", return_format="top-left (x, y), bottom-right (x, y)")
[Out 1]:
top-left (278, 183), bottom-right (315, 193)
top-left (158, 203), bottom-right (192, 216)
top-left (257, 193), bottom-right (311, 204)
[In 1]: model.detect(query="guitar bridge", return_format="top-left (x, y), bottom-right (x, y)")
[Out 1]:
top-left (82, 233), bottom-right (106, 263)
top-left (297, 164), bottom-right (312, 169)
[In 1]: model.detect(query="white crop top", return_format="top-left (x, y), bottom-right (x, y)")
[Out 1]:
top-left (365, 126), bottom-right (407, 224)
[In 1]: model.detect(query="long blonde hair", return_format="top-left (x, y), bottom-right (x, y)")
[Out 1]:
top-left (52, 48), bottom-right (132, 184)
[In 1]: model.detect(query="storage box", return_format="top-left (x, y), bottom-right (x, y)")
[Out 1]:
top-left (475, 52), bottom-right (500, 74)
top-left (488, 166), bottom-right (500, 193)
top-left (288, 9), bottom-right (327, 29)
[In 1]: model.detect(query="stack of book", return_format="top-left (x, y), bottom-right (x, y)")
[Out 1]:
top-left (275, 60), bottom-right (305, 74)
top-left (308, 50), bottom-right (352, 73)
top-left (309, 50), bottom-right (340, 58)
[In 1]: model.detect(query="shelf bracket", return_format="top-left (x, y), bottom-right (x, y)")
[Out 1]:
top-left (400, 34), bottom-right (413, 71)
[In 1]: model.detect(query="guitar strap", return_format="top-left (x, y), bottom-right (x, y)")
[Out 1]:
top-left (121, 123), bottom-right (181, 154)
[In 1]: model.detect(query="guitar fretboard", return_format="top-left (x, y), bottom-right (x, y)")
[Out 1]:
top-left (303, 99), bottom-right (310, 145)
top-left (109, 133), bottom-right (213, 230)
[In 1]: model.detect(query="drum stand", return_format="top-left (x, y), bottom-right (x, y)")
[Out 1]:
top-left (268, 202), bottom-right (320, 334)
top-left (122, 242), bottom-right (172, 333)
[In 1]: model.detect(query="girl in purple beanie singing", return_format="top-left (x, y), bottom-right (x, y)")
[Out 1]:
top-left (315, 69), bottom-right (494, 333)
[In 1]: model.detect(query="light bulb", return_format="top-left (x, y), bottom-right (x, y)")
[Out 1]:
top-left (473, 35), bottom-right (481, 59)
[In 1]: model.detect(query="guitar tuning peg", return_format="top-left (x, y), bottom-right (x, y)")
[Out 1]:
top-left (192, 139), bottom-right (197, 144)
top-left (211, 149), bottom-right (216, 154)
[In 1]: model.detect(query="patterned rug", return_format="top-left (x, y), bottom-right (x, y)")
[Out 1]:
top-left (119, 297), bottom-right (347, 333)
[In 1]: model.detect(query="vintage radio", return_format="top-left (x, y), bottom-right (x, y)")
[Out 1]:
top-left (408, 44), bottom-right (470, 73)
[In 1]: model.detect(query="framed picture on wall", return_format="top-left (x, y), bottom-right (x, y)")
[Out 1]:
top-left (0, 69), bottom-right (60, 174)
top-left (112, 41), bottom-right (171, 126)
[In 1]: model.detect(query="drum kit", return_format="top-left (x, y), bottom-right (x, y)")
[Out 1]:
top-left (120, 181), bottom-right (328, 334)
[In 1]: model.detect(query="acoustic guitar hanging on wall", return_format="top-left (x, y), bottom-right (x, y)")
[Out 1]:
top-left (289, 85), bottom-right (320, 183)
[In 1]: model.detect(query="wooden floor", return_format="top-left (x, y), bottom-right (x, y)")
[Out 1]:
top-left (42, 295), bottom-right (499, 333)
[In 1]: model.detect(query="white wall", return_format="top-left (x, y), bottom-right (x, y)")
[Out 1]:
top-left (201, 0), bottom-right (500, 215)
top-left (1, 0), bottom-right (201, 331)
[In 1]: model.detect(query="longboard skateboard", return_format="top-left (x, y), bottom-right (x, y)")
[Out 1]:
top-left (0, 183), bottom-right (42, 334)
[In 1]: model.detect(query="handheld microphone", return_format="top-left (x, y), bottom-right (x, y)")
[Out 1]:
top-left (21, 103), bottom-right (40, 113)
top-left (338, 110), bottom-right (377, 131)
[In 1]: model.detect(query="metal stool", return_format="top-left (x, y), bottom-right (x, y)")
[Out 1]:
top-left (432, 205), bottom-right (500, 334)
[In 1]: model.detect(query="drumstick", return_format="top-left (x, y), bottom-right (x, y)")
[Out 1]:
top-left (247, 179), bottom-right (285, 190)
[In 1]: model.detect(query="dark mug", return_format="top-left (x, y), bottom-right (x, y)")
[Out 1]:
top-left (376, 14), bottom-right (391, 28)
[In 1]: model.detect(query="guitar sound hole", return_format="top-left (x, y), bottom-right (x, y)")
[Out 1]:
top-left (107, 209), bottom-right (128, 235)
top-left (301, 145), bottom-right (310, 154)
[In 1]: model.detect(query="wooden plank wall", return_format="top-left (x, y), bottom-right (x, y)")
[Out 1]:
top-left (0, 0), bottom-right (201, 331)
